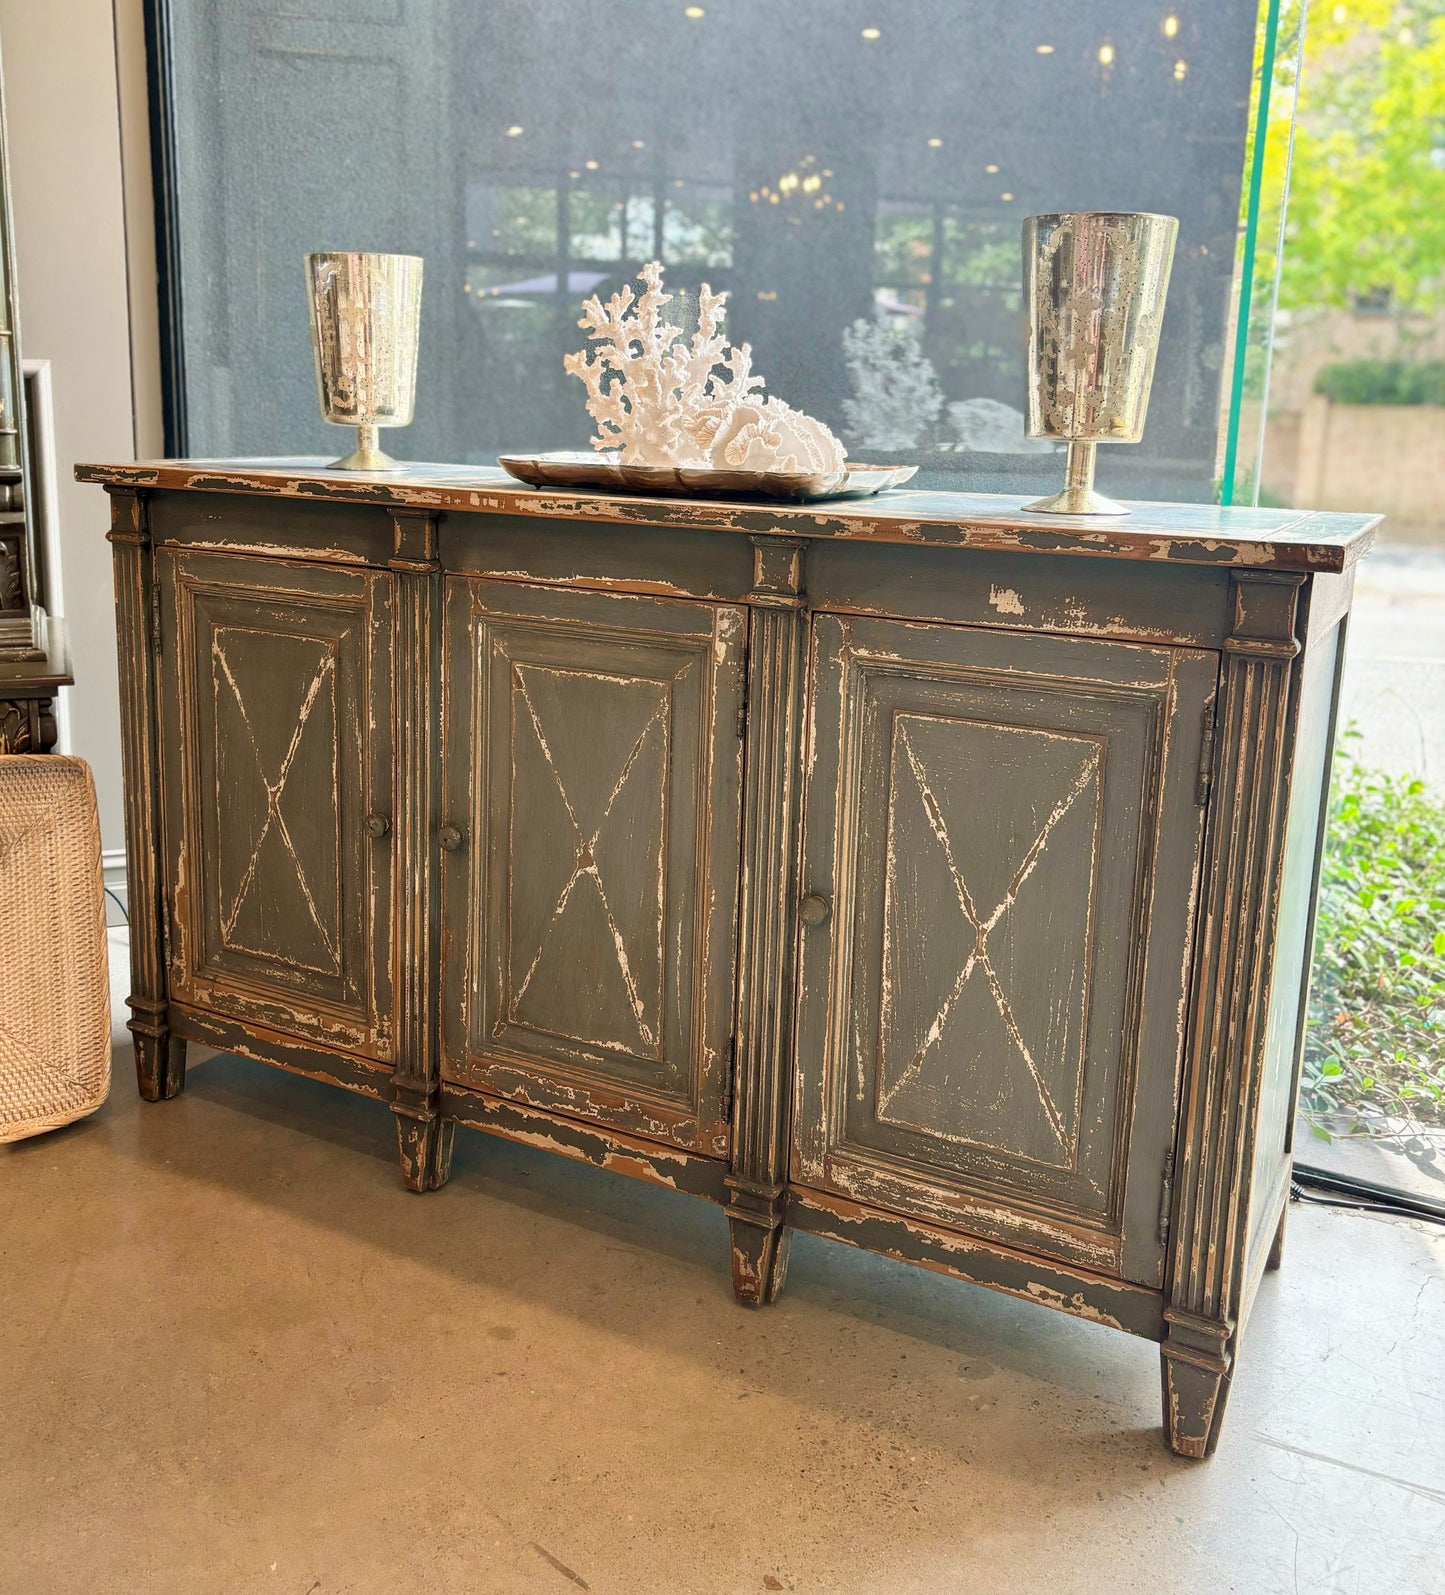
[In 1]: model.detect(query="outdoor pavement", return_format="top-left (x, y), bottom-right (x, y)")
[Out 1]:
top-left (1341, 535), bottom-right (1445, 781)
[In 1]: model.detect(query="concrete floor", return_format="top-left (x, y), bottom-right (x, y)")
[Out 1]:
top-left (3, 1044), bottom-right (1443, 1595)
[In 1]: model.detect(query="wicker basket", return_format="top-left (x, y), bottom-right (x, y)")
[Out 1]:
top-left (0, 755), bottom-right (111, 1141)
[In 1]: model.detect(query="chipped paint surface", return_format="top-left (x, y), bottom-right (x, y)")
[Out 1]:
top-left (96, 466), bottom-right (1357, 1459)
top-left (77, 458), bottom-right (1380, 572)
top-left (1021, 1280), bottom-right (1125, 1329)
top-left (789, 1187), bottom-right (1152, 1338)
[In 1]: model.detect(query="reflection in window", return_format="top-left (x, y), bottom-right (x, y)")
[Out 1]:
top-left (165, 0), bottom-right (1269, 499)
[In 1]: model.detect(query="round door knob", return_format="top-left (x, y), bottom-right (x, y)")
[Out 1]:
top-left (364, 813), bottom-right (390, 839)
top-left (800, 892), bottom-right (831, 926)
top-left (438, 824), bottom-right (465, 852)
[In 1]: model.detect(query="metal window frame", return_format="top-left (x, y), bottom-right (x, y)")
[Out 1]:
top-left (143, 0), bottom-right (188, 456)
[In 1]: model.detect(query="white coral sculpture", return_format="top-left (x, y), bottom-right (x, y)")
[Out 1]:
top-left (711, 399), bottom-right (846, 473)
top-left (564, 261), bottom-right (845, 474)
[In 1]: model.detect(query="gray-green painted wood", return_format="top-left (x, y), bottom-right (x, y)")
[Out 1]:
top-left (440, 579), bottom-right (745, 1156)
top-left (86, 461), bottom-right (1373, 1459)
top-left (157, 549), bottom-right (393, 1059)
top-left (792, 614), bottom-right (1213, 1283)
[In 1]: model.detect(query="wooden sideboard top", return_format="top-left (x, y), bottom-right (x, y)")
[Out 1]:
top-left (75, 457), bottom-right (1380, 573)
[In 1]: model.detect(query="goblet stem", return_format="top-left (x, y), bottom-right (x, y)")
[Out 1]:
top-left (328, 422), bottom-right (400, 473)
top-left (1066, 440), bottom-right (1096, 498)
top-left (1024, 439), bottom-right (1129, 516)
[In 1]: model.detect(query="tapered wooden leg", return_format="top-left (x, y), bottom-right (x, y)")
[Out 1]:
top-left (725, 560), bottom-right (808, 1312)
top-left (1160, 1316), bottom-right (1234, 1458)
top-left (128, 996), bottom-right (186, 1100)
top-left (387, 511), bottom-right (449, 1196)
top-left (394, 1107), bottom-right (454, 1192)
top-left (110, 490), bottom-right (183, 1108)
top-left (1266, 1201), bottom-right (1288, 1272)
top-left (728, 1211), bottom-right (791, 1306)
top-left (1161, 600), bottom-right (1302, 1463)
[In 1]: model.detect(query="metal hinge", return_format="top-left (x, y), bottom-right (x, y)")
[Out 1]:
top-left (150, 585), bottom-right (163, 657)
top-left (1195, 700), bottom-right (1218, 805)
top-left (736, 696), bottom-right (748, 743)
top-left (1158, 1149), bottom-right (1176, 1248)
top-left (722, 1038), bottom-right (737, 1122)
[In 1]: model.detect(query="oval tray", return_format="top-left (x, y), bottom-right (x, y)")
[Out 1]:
top-left (498, 451), bottom-right (918, 502)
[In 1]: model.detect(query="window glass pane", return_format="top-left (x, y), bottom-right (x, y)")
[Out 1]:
top-left (167, 0), bottom-right (1278, 502)
top-left (1260, 4), bottom-right (1445, 1207)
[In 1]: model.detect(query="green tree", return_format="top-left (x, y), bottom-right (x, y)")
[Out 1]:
top-left (1279, 0), bottom-right (1445, 313)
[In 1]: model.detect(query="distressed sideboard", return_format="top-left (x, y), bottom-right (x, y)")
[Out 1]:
top-left (78, 459), bottom-right (1376, 1458)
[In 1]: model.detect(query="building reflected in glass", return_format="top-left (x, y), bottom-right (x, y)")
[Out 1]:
top-left (170, 1), bottom-right (1263, 501)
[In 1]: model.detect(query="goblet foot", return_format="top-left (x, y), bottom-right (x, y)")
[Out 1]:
top-left (326, 424), bottom-right (404, 473)
top-left (1023, 482), bottom-right (1129, 516)
top-left (328, 441), bottom-right (402, 472)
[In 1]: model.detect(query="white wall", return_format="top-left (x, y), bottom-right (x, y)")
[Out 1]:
top-left (0, 0), bottom-right (159, 856)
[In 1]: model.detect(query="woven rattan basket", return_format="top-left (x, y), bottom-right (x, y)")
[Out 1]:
top-left (0, 755), bottom-right (111, 1141)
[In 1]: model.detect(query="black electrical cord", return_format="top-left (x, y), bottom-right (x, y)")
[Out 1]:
top-left (1291, 1169), bottom-right (1445, 1227)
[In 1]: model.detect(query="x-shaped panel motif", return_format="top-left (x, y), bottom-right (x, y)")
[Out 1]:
top-left (507, 666), bottom-right (675, 1052)
top-left (877, 721), bottom-right (1100, 1156)
top-left (212, 631), bottom-right (340, 971)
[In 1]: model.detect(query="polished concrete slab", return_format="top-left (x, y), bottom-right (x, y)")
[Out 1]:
top-left (3, 1050), bottom-right (1443, 1595)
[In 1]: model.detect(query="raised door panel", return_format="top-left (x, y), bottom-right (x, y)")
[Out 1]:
top-left (441, 579), bottom-right (744, 1155)
top-left (793, 613), bottom-right (1215, 1285)
top-left (159, 550), bottom-right (392, 1058)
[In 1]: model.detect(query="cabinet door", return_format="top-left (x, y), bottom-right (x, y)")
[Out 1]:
top-left (159, 551), bottom-right (393, 1058)
top-left (441, 580), bottom-right (745, 1156)
top-left (793, 614), bottom-right (1215, 1285)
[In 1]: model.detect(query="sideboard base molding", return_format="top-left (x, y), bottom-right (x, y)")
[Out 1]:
top-left (787, 1185), bottom-right (1166, 1341)
top-left (442, 1080), bottom-right (731, 1203)
top-left (168, 1005), bottom-right (390, 1100)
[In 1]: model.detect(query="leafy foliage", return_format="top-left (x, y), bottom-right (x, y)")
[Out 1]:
top-left (1302, 736), bottom-right (1445, 1161)
top-left (1279, 1), bottom-right (1445, 314)
top-left (1313, 357), bottom-right (1445, 403)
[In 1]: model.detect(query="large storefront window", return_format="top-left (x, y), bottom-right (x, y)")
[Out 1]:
top-left (161, 1), bottom-right (1280, 502)
top-left (1262, 2), bottom-right (1445, 1210)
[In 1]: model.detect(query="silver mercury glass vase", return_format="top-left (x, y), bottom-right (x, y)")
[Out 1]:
top-left (1022, 212), bottom-right (1178, 516)
top-left (305, 251), bottom-right (423, 472)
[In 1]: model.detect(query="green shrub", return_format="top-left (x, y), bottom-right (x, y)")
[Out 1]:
top-left (1302, 734), bottom-right (1445, 1158)
top-left (1312, 358), bottom-right (1445, 406)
